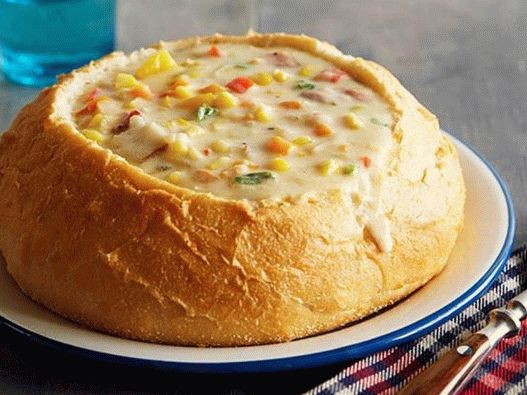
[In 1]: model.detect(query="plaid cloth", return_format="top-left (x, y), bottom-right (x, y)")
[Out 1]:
top-left (307, 245), bottom-right (527, 395)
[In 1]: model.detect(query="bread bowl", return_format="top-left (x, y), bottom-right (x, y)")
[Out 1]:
top-left (0, 33), bottom-right (465, 346)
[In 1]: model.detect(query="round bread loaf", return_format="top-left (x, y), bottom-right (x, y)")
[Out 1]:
top-left (0, 33), bottom-right (465, 346)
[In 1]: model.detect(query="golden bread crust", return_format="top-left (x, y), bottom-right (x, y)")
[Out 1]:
top-left (0, 33), bottom-right (465, 346)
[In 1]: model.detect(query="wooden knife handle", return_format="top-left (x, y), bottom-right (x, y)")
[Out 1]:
top-left (398, 333), bottom-right (492, 395)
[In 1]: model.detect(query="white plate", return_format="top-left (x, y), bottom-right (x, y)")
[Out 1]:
top-left (0, 133), bottom-right (515, 373)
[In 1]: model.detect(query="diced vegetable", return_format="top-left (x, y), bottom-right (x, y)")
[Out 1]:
top-left (179, 93), bottom-right (215, 110)
top-left (266, 136), bottom-right (293, 155)
top-left (296, 80), bottom-right (315, 90)
top-left (255, 107), bottom-right (271, 122)
top-left (160, 95), bottom-right (176, 108)
top-left (130, 83), bottom-right (153, 99)
top-left (315, 68), bottom-right (347, 83)
top-left (87, 113), bottom-right (103, 128)
top-left (343, 113), bottom-right (363, 129)
top-left (350, 104), bottom-right (365, 111)
top-left (361, 156), bottom-right (372, 167)
top-left (251, 72), bottom-right (273, 86)
top-left (214, 91), bottom-right (237, 109)
top-left (279, 100), bottom-right (302, 110)
top-left (171, 74), bottom-right (190, 87)
top-left (196, 104), bottom-right (218, 121)
top-left (166, 136), bottom-right (190, 158)
top-left (341, 164), bottom-right (356, 175)
top-left (234, 63), bottom-right (249, 69)
top-left (135, 49), bottom-right (178, 79)
top-left (211, 139), bottom-right (230, 153)
top-left (234, 171), bottom-right (274, 185)
top-left (199, 83), bottom-right (225, 94)
top-left (313, 122), bottom-right (334, 137)
top-left (319, 159), bottom-right (340, 176)
top-left (226, 76), bottom-right (254, 93)
top-left (166, 171), bottom-right (183, 184)
top-left (209, 45), bottom-right (223, 57)
top-left (115, 73), bottom-right (138, 89)
top-left (268, 158), bottom-right (290, 172)
top-left (292, 135), bottom-right (313, 146)
top-left (272, 69), bottom-right (290, 82)
top-left (187, 147), bottom-right (203, 160)
top-left (187, 69), bottom-right (202, 79)
top-left (298, 65), bottom-right (315, 77)
top-left (83, 129), bottom-right (104, 143)
top-left (75, 99), bottom-right (98, 115)
top-left (172, 86), bottom-right (193, 99)
top-left (208, 156), bottom-right (231, 170)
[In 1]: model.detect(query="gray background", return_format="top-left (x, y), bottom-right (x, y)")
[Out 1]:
top-left (0, 0), bottom-right (525, 393)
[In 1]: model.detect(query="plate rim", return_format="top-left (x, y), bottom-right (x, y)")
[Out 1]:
top-left (0, 132), bottom-right (516, 373)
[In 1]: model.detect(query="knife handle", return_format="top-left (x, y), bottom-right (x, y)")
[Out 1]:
top-left (399, 307), bottom-right (522, 395)
top-left (398, 332), bottom-right (492, 395)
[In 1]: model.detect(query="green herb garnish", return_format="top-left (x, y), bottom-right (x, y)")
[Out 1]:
top-left (234, 172), bottom-right (275, 185)
top-left (234, 63), bottom-right (249, 69)
top-left (350, 105), bottom-right (365, 112)
top-left (371, 118), bottom-right (389, 127)
top-left (296, 80), bottom-right (316, 90)
top-left (156, 165), bottom-right (172, 171)
top-left (341, 164), bottom-right (356, 175)
top-left (196, 105), bottom-right (218, 122)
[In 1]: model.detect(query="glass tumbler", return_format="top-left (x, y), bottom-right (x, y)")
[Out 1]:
top-left (0, 0), bottom-right (115, 87)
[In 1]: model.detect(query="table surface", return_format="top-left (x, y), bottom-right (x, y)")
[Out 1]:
top-left (1, 1), bottom-right (526, 393)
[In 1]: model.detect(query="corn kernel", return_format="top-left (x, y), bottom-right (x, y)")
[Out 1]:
top-left (131, 83), bottom-right (153, 100)
top-left (319, 159), bottom-right (340, 176)
top-left (87, 113), bottom-right (103, 128)
top-left (172, 85), bottom-right (193, 99)
top-left (177, 118), bottom-right (191, 127)
top-left (187, 147), bottom-right (203, 160)
top-left (214, 91), bottom-right (237, 109)
top-left (186, 125), bottom-right (205, 136)
top-left (343, 113), bottom-right (363, 129)
top-left (166, 171), bottom-right (183, 184)
top-left (266, 136), bottom-right (293, 155)
top-left (211, 139), bottom-right (230, 153)
top-left (171, 74), bottom-right (190, 87)
top-left (115, 73), bottom-right (138, 89)
top-left (199, 83), bottom-right (225, 94)
top-left (313, 122), bottom-right (334, 137)
top-left (187, 69), bottom-right (202, 79)
top-left (208, 156), bottom-right (231, 170)
top-left (179, 93), bottom-right (215, 110)
top-left (161, 95), bottom-right (176, 108)
top-left (298, 65), bottom-right (315, 77)
top-left (166, 138), bottom-right (189, 158)
top-left (255, 107), bottom-right (272, 122)
top-left (125, 98), bottom-right (140, 109)
top-left (83, 129), bottom-right (104, 143)
top-left (273, 69), bottom-right (290, 82)
top-left (135, 49), bottom-right (178, 79)
top-left (251, 72), bottom-right (273, 86)
top-left (292, 135), bottom-right (313, 146)
top-left (268, 157), bottom-right (290, 172)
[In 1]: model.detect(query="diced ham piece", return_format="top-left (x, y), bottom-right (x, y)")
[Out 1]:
top-left (112, 110), bottom-right (142, 134)
top-left (344, 88), bottom-right (371, 102)
top-left (314, 68), bottom-right (347, 83)
top-left (300, 90), bottom-right (336, 105)
top-left (265, 51), bottom-right (299, 67)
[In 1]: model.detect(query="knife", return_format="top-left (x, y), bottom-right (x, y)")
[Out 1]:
top-left (399, 288), bottom-right (527, 395)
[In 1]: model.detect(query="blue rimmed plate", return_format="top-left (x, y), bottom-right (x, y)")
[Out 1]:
top-left (0, 132), bottom-right (515, 373)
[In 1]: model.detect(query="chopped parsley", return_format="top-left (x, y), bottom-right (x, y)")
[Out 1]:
top-left (234, 172), bottom-right (275, 185)
top-left (196, 105), bottom-right (218, 122)
top-left (234, 63), bottom-right (249, 69)
top-left (296, 80), bottom-right (316, 90)
top-left (156, 165), bottom-right (172, 171)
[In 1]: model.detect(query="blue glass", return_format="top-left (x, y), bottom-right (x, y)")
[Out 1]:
top-left (0, 0), bottom-right (115, 87)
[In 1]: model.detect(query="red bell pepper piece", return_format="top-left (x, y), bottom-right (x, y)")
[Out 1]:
top-left (226, 77), bottom-right (254, 93)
